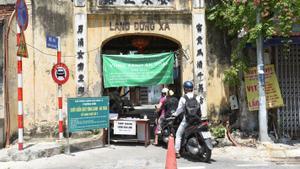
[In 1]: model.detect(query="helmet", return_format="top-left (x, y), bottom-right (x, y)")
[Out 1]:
top-left (168, 90), bottom-right (174, 96)
top-left (183, 81), bottom-right (193, 90)
top-left (161, 88), bottom-right (169, 94)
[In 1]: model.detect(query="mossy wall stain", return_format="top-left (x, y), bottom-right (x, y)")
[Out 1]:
top-left (32, 0), bottom-right (73, 37)
top-left (205, 16), bottom-right (231, 119)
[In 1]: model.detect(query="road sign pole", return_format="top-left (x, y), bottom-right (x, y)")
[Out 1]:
top-left (108, 127), bottom-right (110, 147)
top-left (17, 24), bottom-right (24, 151)
top-left (51, 37), bottom-right (69, 140)
top-left (58, 85), bottom-right (63, 140)
top-left (65, 118), bottom-right (71, 155)
top-left (57, 37), bottom-right (61, 64)
top-left (56, 37), bottom-right (64, 140)
top-left (16, 0), bottom-right (28, 151)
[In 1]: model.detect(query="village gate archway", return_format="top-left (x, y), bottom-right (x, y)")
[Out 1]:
top-left (101, 34), bottom-right (182, 106)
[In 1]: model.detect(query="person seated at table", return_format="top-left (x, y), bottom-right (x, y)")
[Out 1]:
top-left (108, 87), bottom-right (123, 115)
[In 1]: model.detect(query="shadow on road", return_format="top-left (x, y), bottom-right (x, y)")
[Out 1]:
top-left (182, 154), bottom-right (217, 164)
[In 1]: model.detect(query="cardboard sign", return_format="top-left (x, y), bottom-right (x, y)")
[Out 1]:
top-left (114, 120), bottom-right (136, 135)
top-left (244, 64), bottom-right (284, 111)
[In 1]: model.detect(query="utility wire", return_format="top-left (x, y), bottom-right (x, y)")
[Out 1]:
top-left (25, 43), bottom-right (56, 57)
top-left (11, 29), bottom-right (186, 58)
top-left (11, 29), bottom-right (101, 58)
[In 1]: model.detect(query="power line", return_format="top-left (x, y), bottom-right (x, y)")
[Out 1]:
top-left (10, 29), bottom-right (101, 58)
top-left (10, 29), bottom-right (187, 59)
top-left (25, 43), bottom-right (56, 57)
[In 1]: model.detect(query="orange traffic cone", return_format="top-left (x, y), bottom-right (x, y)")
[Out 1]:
top-left (165, 134), bottom-right (177, 169)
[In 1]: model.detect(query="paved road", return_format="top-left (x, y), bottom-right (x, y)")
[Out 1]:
top-left (0, 144), bottom-right (299, 169)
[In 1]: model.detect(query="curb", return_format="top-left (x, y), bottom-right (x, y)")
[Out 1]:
top-left (263, 143), bottom-right (300, 159)
top-left (8, 142), bottom-right (63, 161)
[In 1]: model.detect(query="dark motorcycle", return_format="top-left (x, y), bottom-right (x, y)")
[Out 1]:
top-left (181, 120), bottom-right (213, 162)
top-left (161, 116), bottom-right (213, 162)
top-left (160, 114), bottom-right (181, 144)
top-left (156, 95), bottom-right (179, 144)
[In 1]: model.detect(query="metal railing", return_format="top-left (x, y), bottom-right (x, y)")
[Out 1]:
top-left (276, 44), bottom-right (300, 139)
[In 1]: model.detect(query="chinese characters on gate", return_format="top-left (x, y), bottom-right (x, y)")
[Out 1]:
top-left (98, 0), bottom-right (172, 6)
top-left (194, 14), bottom-right (205, 108)
top-left (75, 14), bottom-right (87, 96)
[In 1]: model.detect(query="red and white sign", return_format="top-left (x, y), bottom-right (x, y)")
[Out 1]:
top-left (51, 63), bottom-right (69, 85)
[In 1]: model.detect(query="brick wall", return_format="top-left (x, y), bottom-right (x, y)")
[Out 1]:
top-left (0, 4), bottom-right (14, 21)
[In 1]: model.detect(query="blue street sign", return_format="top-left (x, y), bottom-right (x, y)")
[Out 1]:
top-left (46, 35), bottom-right (58, 49)
top-left (16, 0), bottom-right (29, 31)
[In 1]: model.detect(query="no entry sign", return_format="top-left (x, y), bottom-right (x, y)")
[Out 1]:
top-left (52, 63), bottom-right (69, 85)
top-left (16, 0), bottom-right (29, 31)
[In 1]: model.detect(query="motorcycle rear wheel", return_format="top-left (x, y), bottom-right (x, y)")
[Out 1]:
top-left (199, 147), bottom-right (211, 162)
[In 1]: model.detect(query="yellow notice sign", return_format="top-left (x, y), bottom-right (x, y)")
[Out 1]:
top-left (17, 30), bottom-right (28, 58)
top-left (244, 64), bottom-right (284, 111)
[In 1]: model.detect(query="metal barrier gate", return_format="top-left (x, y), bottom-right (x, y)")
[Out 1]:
top-left (275, 44), bottom-right (300, 139)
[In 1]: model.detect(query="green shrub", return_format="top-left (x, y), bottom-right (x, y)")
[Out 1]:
top-left (210, 125), bottom-right (226, 138)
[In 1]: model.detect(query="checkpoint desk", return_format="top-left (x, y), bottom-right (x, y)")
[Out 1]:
top-left (109, 118), bottom-right (150, 146)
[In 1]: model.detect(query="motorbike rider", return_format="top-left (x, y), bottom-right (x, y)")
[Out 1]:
top-left (153, 87), bottom-right (169, 146)
top-left (172, 81), bottom-right (201, 158)
top-left (164, 89), bottom-right (179, 119)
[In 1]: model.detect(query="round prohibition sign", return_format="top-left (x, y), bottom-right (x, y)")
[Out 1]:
top-left (51, 63), bottom-right (69, 85)
top-left (16, 0), bottom-right (29, 31)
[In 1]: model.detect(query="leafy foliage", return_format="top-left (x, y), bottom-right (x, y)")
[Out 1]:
top-left (208, 0), bottom-right (300, 86)
top-left (210, 125), bottom-right (226, 138)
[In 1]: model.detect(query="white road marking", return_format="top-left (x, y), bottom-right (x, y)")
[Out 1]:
top-left (281, 164), bottom-right (299, 166)
top-left (236, 163), bottom-right (270, 167)
top-left (179, 166), bottom-right (205, 169)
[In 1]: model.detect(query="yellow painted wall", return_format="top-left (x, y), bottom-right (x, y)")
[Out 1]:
top-left (87, 14), bottom-right (194, 97)
top-left (5, 0), bottom-right (229, 137)
top-left (7, 2), bottom-right (194, 128)
top-left (7, 16), bottom-right (18, 136)
top-left (206, 64), bottom-right (229, 116)
top-left (7, 1), bottom-right (76, 136)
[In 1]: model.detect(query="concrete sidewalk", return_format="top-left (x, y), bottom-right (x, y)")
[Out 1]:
top-left (263, 142), bottom-right (300, 159)
top-left (0, 134), bottom-right (103, 162)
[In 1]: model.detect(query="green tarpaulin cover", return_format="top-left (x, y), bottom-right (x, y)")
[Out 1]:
top-left (103, 52), bottom-right (174, 88)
